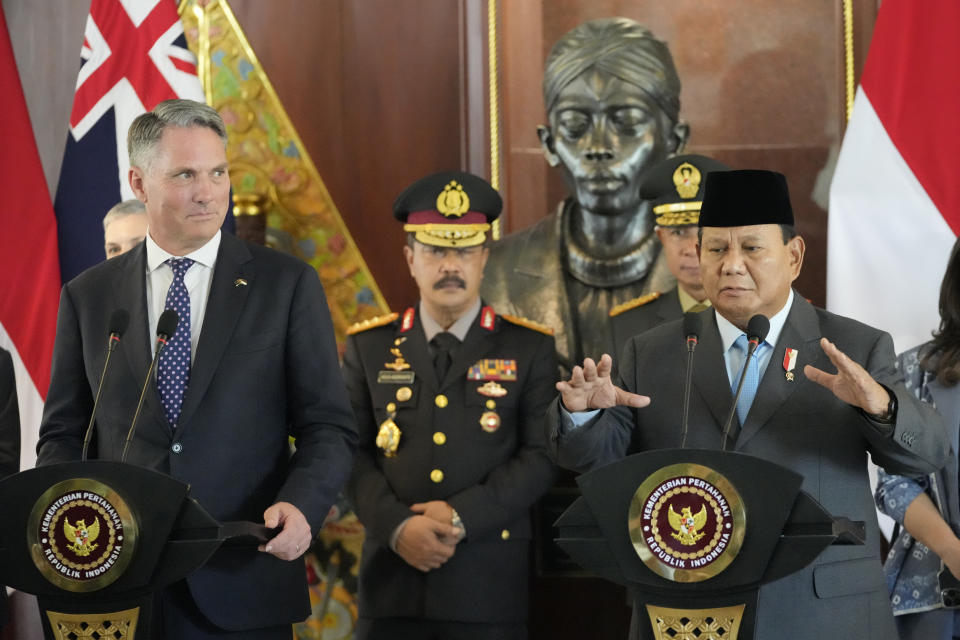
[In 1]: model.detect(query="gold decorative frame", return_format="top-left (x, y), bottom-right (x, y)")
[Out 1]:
top-left (628, 463), bottom-right (746, 583)
top-left (646, 603), bottom-right (745, 640)
top-left (46, 607), bottom-right (140, 640)
top-left (842, 0), bottom-right (855, 121)
top-left (487, 0), bottom-right (502, 240)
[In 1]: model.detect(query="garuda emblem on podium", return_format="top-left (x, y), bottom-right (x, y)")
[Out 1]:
top-left (668, 504), bottom-right (707, 546)
top-left (629, 463), bottom-right (746, 582)
top-left (64, 517), bottom-right (100, 556)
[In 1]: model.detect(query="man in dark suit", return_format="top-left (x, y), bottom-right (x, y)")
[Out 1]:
top-left (0, 347), bottom-right (18, 630)
top-left (345, 172), bottom-right (557, 640)
top-left (547, 169), bottom-right (949, 639)
top-left (36, 99), bottom-right (357, 639)
top-left (609, 155), bottom-right (730, 359)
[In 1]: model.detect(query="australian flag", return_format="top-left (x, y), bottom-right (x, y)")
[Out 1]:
top-left (54, 0), bottom-right (206, 282)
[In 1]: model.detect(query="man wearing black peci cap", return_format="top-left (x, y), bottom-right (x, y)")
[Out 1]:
top-left (545, 169), bottom-right (948, 638)
top-left (609, 154), bottom-right (730, 360)
top-left (344, 171), bottom-right (558, 639)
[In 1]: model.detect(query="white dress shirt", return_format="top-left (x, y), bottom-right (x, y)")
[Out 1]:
top-left (145, 231), bottom-right (221, 361)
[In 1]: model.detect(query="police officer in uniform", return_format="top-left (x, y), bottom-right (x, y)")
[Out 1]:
top-left (344, 172), bottom-right (558, 640)
top-left (609, 155), bottom-right (731, 359)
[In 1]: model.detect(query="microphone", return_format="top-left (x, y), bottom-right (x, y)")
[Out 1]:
top-left (121, 309), bottom-right (178, 463)
top-left (81, 310), bottom-right (130, 460)
top-left (720, 314), bottom-right (770, 450)
top-left (678, 312), bottom-right (701, 448)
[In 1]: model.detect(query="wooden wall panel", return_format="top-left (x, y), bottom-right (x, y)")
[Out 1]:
top-left (499, 0), bottom-right (878, 308)
top-left (227, 0), bottom-right (465, 309)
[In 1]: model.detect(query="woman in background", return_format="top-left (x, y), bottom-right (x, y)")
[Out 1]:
top-left (876, 238), bottom-right (960, 640)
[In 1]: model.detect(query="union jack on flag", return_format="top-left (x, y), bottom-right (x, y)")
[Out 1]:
top-left (54, 0), bottom-right (206, 282)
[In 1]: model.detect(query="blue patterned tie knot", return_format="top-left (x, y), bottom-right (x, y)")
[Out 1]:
top-left (158, 258), bottom-right (194, 428)
top-left (731, 334), bottom-right (764, 424)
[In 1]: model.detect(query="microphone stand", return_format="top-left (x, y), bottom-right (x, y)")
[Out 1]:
top-left (679, 333), bottom-right (697, 449)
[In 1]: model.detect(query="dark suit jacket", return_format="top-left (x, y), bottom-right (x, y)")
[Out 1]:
top-left (0, 347), bottom-right (19, 628)
top-left (344, 306), bottom-right (557, 623)
top-left (610, 287), bottom-right (684, 364)
top-left (36, 233), bottom-right (357, 631)
top-left (547, 295), bottom-right (949, 639)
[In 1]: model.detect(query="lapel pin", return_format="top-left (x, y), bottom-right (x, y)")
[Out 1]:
top-left (234, 278), bottom-right (248, 288)
top-left (783, 348), bottom-right (798, 381)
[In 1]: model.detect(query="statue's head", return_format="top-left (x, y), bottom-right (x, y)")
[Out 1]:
top-left (538, 18), bottom-right (689, 217)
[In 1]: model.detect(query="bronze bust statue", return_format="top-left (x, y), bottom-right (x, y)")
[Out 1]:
top-left (482, 18), bottom-right (689, 375)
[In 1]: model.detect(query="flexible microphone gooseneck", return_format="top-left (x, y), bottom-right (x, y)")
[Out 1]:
top-left (720, 314), bottom-right (770, 450)
top-left (121, 309), bottom-right (178, 463)
top-left (679, 312), bottom-right (702, 449)
top-left (81, 309), bottom-right (130, 461)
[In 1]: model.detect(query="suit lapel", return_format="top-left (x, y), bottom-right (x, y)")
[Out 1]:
top-left (736, 295), bottom-right (820, 449)
top-left (114, 244), bottom-right (152, 381)
top-left (692, 311), bottom-right (736, 434)
top-left (176, 234), bottom-right (252, 433)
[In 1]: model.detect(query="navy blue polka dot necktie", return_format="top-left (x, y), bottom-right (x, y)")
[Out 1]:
top-left (158, 258), bottom-right (194, 428)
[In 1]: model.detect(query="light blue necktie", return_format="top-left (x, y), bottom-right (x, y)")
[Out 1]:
top-left (731, 334), bottom-right (764, 424)
top-left (158, 258), bottom-right (194, 428)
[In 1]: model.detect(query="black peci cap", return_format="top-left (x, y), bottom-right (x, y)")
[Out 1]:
top-left (393, 171), bottom-right (502, 247)
top-left (698, 169), bottom-right (794, 228)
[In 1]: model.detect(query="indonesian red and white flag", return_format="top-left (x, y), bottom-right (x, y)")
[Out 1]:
top-left (0, 6), bottom-right (61, 469)
top-left (827, 0), bottom-right (960, 353)
top-left (55, 0), bottom-right (205, 282)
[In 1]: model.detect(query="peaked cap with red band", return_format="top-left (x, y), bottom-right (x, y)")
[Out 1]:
top-left (393, 171), bottom-right (502, 247)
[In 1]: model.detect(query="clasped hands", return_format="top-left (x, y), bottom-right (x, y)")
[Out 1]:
top-left (557, 338), bottom-right (891, 417)
top-left (396, 500), bottom-right (464, 573)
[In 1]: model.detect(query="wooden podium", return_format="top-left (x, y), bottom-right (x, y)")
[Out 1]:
top-left (0, 461), bottom-right (269, 640)
top-left (555, 449), bottom-right (865, 640)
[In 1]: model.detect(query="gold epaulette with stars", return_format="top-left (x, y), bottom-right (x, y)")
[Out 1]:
top-left (609, 292), bottom-right (661, 318)
top-left (346, 312), bottom-right (399, 335)
top-left (500, 314), bottom-right (554, 336)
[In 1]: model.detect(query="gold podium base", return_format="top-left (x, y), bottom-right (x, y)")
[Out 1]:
top-left (46, 606), bottom-right (140, 640)
top-left (646, 603), bottom-right (745, 640)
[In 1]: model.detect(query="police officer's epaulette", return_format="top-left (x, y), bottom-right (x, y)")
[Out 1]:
top-left (609, 292), bottom-right (661, 317)
top-left (500, 314), bottom-right (554, 336)
top-left (346, 312), bottom-right (399, 335)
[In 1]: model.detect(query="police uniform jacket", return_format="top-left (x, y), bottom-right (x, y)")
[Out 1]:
top-left (344, 304), bottom-right (558, 623)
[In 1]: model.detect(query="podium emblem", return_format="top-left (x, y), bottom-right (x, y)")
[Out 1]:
top-left (628, 463), bottom-right (746, 582)
top-left (27, 478), bottom-right (138, 592)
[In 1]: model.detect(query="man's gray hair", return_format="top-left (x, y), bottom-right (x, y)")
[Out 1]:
top-left (543, 18), bottom-right (681, 123)
top-left (102, 199), bottom-right (146, 231)
top-left (127, 99), bottom-right (227, 170)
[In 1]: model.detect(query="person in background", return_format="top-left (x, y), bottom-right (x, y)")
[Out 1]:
top-left (345, 171), bottom-right (557, 640)
top-left (876, 236), bottom-right (960, 640)
top-left (547, 169), bottom-right (948, 639)
top-left (103, 198), bottom-right (148, 258)
top-left (0, 347), bottom-right (19, 631)
top-left (37, 99), bottom-right (356, 639)
top-left (609, 154), bottom-right (730, 360)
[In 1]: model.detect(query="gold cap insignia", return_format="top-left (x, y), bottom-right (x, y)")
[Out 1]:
top-left (436, 181), bottom-right (471, 218)
top-left (673, 162), bottom-right (702, 199)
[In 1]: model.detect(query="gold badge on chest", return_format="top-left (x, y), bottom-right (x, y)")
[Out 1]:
top-left (479, 411), bottom-right (501, 433)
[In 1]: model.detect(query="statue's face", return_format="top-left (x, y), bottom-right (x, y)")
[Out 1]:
top-left (542, 69), bottom-right (683, 216)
